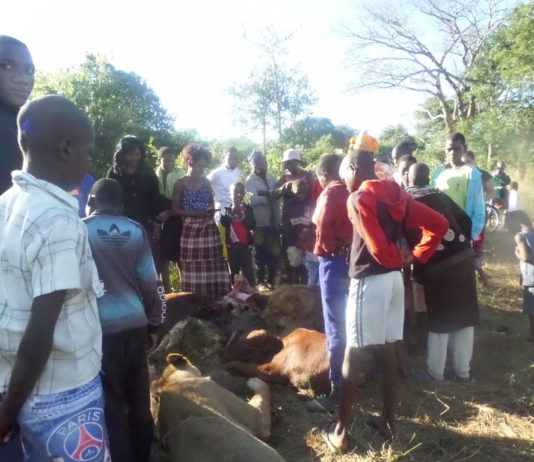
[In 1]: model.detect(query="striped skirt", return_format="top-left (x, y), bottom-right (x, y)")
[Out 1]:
top-left (180, 216), bottom-right (231, 298)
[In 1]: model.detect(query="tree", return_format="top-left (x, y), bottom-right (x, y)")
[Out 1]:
top-left (344, 0), bottom-right (507, 132)
top-left (458, 1), bottom-right (534, 172)
top-left (378, 124), bottom-right (421, 162)
top-left (229, 28), bottom-right (316, 148)
top-left (34, 54), bottom-right (174, 176)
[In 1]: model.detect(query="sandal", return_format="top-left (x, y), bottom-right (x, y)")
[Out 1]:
top-left (319, 418), bottom-right (347, 453)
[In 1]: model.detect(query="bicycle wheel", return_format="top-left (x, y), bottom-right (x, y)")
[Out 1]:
top-left (485, 204), bottom-right (500, 232)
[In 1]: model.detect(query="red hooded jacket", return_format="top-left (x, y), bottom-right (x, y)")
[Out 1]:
top-left (347, 180), bottom-right (448, 278)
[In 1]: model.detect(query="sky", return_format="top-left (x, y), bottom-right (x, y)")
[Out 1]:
top-left (2, 0), bottom-right (435, 142)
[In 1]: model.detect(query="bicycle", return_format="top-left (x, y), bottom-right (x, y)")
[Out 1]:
top-left (485, 202), bottom-right (502, 233)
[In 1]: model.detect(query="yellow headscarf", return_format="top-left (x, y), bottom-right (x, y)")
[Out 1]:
top-left (349, 133), bottom-right (379, 153)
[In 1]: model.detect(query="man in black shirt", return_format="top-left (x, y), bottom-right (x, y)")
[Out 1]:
top-left (0, 36), bottom-right (34, 195)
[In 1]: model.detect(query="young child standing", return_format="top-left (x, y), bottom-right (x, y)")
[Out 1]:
top-left (220, 182), bottom-right (256, 287)
top-left (0, 96), bottom-right (110, 461)
top-left (514, 211), bottom-right (534, 341)
top-left (84, 178), bottom-right (165, 462)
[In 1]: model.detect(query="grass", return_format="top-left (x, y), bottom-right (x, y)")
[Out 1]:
top-left (268, 230), bottom-right (534, 461)
top-left (153, 172), bottom-right (534, 460)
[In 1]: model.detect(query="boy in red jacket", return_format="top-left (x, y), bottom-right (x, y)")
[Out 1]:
top-left (321, 143), bottom-right (448, 453)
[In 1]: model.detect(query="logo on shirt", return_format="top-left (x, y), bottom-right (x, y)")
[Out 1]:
top-left (47, 408), bottom-right (105, 461)
top-left (97, 223), bottom-right (131, 247)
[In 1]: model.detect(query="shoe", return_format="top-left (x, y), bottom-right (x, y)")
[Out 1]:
top-left (305, 395), bottom-right (337, 413)
top-left (412, 368), bottom-right (447, 384)
top-left (453, 374), bottom-right (476, 384)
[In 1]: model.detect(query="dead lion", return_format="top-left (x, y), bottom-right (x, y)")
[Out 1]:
top-left (151, 353), bottom-right (286, 462)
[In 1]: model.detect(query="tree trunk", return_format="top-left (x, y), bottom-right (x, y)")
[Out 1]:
top-left (439, 98), bottom-right (454, 133)
top-left (487, 143), bottom-right (493, 166)
top-left (262, 120), bottom-right (267, 155)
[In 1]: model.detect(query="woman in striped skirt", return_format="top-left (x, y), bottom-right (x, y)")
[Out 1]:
top-left (167, 144), bottom-right (230, 298)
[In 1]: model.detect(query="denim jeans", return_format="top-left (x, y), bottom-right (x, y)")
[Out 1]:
top-left (318, 256), bottom-right (350, 386)
top-left (4, 374), bottom-right (111, 462)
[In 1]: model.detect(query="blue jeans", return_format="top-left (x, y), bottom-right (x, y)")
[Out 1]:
top-left (305, 259), bottom-right (320, 287)
top-left (319, 256), bottom-right (350, 386)
top-left (3, 375), bottom-right (111, 462)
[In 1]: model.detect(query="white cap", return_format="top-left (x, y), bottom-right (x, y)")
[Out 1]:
top-left (282, 148), bottom-right (302, 163)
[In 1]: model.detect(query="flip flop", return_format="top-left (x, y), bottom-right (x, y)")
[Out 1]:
top-left (319, 419), bottom-right (347, 453)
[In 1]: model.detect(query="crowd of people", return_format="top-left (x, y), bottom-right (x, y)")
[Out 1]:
top-left (1, 34), bottom-right (533, 461)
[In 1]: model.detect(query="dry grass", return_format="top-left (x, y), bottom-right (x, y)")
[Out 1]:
top-left (267, 230), bottom-right (534, 461)
top-left (151, 223), bottom-right (534, 461)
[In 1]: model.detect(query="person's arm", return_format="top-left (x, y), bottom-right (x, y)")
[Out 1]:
top-left (0, 125), bottom-right (23, 194)
top-left (349, 192), bottom-right (403, 268)
top-left (515, 234), bottom-right (532, 263)
top-left (244, 204), bottom-right (256, 230)
top-left (219, 207), bottom-right (232, 228)
top-left (0, 291), bottom-right (66, 439)
top-left (0, 216), bottom-right (85, 440)
top-left (136, 228), bottom-right (164, 332)
top-left (404, 198), bottom-right (449, 264)
top-left (465, 167), bottom-right (486, 240)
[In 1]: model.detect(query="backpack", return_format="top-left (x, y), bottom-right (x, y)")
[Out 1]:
top-left (519, 232), bottom-right (534, 287)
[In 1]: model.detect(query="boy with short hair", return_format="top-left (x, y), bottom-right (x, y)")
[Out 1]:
top-left (0, 35), bottom-right (34, 195)
top-left (220, 182), bottom-right (256, 287)
top-left (407, 163), bottom-right (479, 383)
top-left (514, 211), bottom-right (534, 341)
top-left (307, 153), bottom-right (352, 412)
top-left (84, 178), bottom-right (165, 462)
top-left (321, 144), bottom-right (447, 453)
top-left (0, 95), bottom-right (110, 461)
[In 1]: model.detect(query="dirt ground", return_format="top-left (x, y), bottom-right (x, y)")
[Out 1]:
top-left (152, 229), bottom-right (534, 461)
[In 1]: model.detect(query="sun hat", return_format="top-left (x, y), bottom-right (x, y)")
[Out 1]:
top-left (282, 148), bottom-right (302, 163)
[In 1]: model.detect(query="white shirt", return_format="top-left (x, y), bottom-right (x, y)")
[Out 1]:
top-left (207, 164), bottom-right (241, 210)
top-left (508, 189), bottom-right (523, 212)
top-left (0, 171), bottom-right (102, 394)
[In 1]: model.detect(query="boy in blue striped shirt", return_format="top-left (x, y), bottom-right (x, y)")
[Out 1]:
top-left (84, 178), bottom-right (165, 462)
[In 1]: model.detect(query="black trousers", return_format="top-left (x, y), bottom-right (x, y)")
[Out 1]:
top-left (101, 327), bottom-right (153, 462)
top-left (228, 243), bottom-right (256, 286)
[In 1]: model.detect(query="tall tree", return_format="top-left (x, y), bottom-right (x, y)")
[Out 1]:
top-left (344, 0), bottom-right (507, 132)
top-left (34, 54), bottom-right (174, 176)
top-left (229, 27), bottom-right (316, 148)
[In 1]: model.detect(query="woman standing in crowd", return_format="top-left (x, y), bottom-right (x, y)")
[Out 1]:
top-left (170, 144), bottom-right (230, 298)
top-left (107, 136), bottom-right (166, 270)
top-left (155, 147), bottom-right (185, 292)
top-left (245, 151), bottom-right (281, 289)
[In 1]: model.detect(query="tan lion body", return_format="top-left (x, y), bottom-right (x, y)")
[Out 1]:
top-left (152, 355), bottom-right (285, 462)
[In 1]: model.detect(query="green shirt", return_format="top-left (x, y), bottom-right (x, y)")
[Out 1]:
top-left (156, 166), bottom-right (185, 199)
top-left (435, 165), bottom-right (471, 209)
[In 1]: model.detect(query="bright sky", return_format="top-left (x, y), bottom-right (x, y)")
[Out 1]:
top-left (2, 0), bottom-right (427, 142)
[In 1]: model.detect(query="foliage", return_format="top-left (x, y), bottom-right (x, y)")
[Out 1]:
top-left (228, 28), bottom-right (316, 147)
top-left (377, 124), bottom-right (423, 163)
top-left (453, 1), bottom-right (534, 171)
top-left (33, 54), bottom-right (176, 177)
top-left (344, 0), bottom-right (507, 132)
top-left (281, 116), bottom-right (356, 151)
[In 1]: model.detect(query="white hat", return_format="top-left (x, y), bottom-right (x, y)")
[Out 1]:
top-left (282, 148), bottom-right (302, 163)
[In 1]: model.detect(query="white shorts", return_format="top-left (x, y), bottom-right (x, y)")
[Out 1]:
top-left (346, 271), bottom-right (404, 347)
